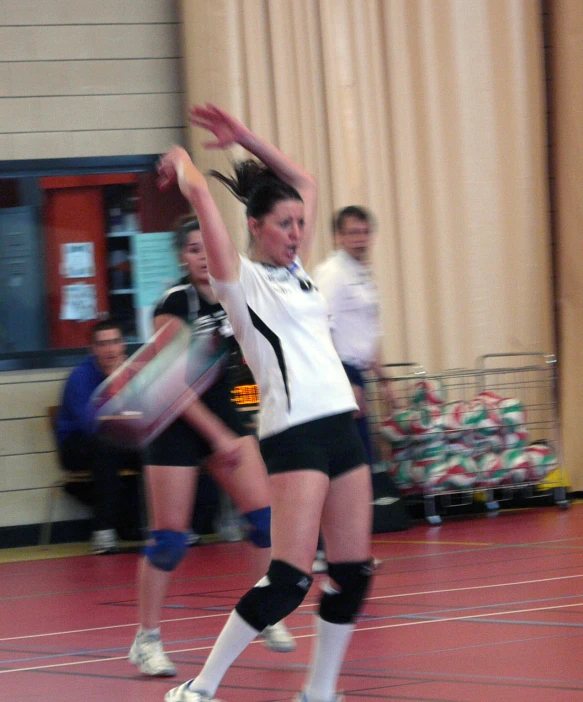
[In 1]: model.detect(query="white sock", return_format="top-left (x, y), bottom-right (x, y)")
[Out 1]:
top-left (304, 617), bottom-right (354, 702)
top-left (188, 610), bottom-right (259, 696)
top-left (139, 626), bottom-right (161, 639)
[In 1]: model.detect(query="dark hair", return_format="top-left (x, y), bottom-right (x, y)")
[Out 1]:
top-left (91, 318), bottom-right (123, 342)
top-left (173, 213), bottom-right (200, 253)
top-left (209, 159), bottom-right (302, 220)
top-left (332, 205), bottom-right (376, 234)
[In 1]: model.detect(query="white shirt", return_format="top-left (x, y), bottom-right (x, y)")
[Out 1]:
top-left (313, 249), bottom-right (381, 370)
top-left (212, 255), bottom-right (357, 439)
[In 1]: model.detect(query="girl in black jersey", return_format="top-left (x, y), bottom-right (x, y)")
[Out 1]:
top-left (129, 217), bottom-right (294, 679)
top-left (159, 104), bottom-right (373, 702)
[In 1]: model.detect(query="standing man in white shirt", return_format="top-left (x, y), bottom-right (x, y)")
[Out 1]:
top-left (314, 206), bottom-right (394, 469)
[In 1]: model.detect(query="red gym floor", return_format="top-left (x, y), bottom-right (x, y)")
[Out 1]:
top-left (2, 503), bottom-right (583, 701)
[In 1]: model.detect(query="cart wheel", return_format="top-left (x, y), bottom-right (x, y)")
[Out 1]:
top-left (557, 500), bottom-right (570, 510)
top-left (426, 515), bottom-right (442, 526)
top-left (485, 500), bottom-right (500, 512)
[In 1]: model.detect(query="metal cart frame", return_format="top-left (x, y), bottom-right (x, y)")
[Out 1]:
top-left (367, 353), bottom-right (567, 525)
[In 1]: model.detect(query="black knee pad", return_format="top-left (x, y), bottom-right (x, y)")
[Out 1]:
top-left (319, 559), bottom-right (374, 624)
top-left (235, 559), bottom-right (313, 632)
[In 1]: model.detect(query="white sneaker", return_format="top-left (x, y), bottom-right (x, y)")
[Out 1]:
top-left (185, 529), bottom-right (201, 546)
top-left (217, 521), bottom-right (245, 542)
top-left (90, 528), bottom-right (119, 555)
top-left (312, 549), bottom-right (328, 573)
top-left (164, 681), bottom-right (221, 701)
top-left (129, 631), bottom-right (177, 677)
top-left (261, 621), bottom-right (296, 652)
top-left (295, 694), bottom-right (345, 702)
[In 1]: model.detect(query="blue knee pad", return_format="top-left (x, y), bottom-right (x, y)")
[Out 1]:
top-left (244, 506), bottom-right (271, 548)
top-left (144, 529), bottom-right (188, 572)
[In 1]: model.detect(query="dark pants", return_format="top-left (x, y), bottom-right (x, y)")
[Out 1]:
top-left (58, 432), bottom-right (142, 532)
top-left (342, 362), bottom-right (374, 467)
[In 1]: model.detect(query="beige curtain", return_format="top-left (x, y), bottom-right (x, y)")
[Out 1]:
top-left (179, 0), bottom-right (553, 372)
top-left (548, 0), bottom-right (583, 490)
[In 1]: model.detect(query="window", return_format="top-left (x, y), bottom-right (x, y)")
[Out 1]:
top-left (0, 157), bottom-right (190, 368)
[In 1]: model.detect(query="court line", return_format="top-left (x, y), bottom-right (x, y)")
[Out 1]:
top-left (366, 571), bottom-right (583, 604)
top-left (3, 599), bottom-right (583, 676)
top-left (1, 571), bottom-right (583, 645)
top-left (372, 539), bottom-right (493, 546)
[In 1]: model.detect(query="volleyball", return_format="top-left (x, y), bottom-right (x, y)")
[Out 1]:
top-left (476, 452), bottom-right (508, 487)
top-left (412, 378), bottom-right (444, 407)
top-left (498, 397), bottom-right (526, 428)
top-left (487, 434), bottom-right (504, 453)
top-left (441, 400), bottom-right (466, 439)
top-left (471, 433), bottom-right (497, 457)
top-left (392, 445), bottom-right (414, 462)
top-left (379, 416), bottom-right (410, 446)
top-left (410, 458), bottom-right (433, 485)
top-left (476, 390), bottom-right (504, 408)
top-left (388, 459), bottom-right (416, 493)
top-left (410, 407), bottom-right (437, 436)
top-left (393, 408), bottom-right (416, 434)
top-left (92, 317), bottom-right (227, 448)
top-left (421, 459), bottom-right (449, 493)
top-left (462, 399), bottom-right (488, 431)
top-left (414, 439), bottom-right (447, 462)
top-left (524, 443), bottom-right (557, 481)
top-left (501, 448), bottom-right (531, 483)
top-left (475, 391), bottom-right (503, 428)
top-left (501, 425), bottom-right (529, 450)
top-left (446, 432), bottom-right (475, 457)
top-left (444, 455), bottom-right (479, 489)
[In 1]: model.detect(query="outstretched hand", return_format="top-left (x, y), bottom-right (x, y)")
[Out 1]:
top-left (157, 145), bottom-right (188, 189)
top-left (189, 103), bottom-right (248, 150)
top-left (157, 145), bottom-right (207, 197)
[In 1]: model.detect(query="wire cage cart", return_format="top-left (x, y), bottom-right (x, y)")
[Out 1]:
top-left (366, 353), bottom-right (567, 525)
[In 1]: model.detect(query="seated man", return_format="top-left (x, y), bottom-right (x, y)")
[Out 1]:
top-left (55, 319), bottom-right (142, 554)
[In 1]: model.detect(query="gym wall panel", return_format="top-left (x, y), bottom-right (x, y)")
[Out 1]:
top-left (0, 0), bottom-right (177, 25)
top-left (0, 453), bottom-right (61, 492)
top-left (3, 58), bottom-right (182, 98)
top-left (0, 379), bottom-right (63, 420)
top-left (0, 488), bottom-right (89, 529)
top-left (0, 0), bottom-right (183, 160)
top-left (3, 128), bottom-right (186, 161)
top-left (0, 418), bottom-right (55, 456)
top-left (0, 368), bottom-right (90, 530)
top-left (1, 94), bottom-right (182, 133)
top-left (0, 25), bottom-right (179, 62)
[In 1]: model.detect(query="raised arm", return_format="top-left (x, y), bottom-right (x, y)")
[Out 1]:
top-left (157, 146), bottom-right (240, 282)
top-left (189, 103), bottom-right (318, 262)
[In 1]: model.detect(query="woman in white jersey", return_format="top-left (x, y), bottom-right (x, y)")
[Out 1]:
top-left (158, 103), bottom-right (373, 702)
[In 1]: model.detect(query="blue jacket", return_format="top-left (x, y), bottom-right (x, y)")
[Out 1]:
top-left (56, 355), bottom-right (105, 443)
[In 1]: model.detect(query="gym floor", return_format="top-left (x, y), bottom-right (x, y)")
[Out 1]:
top-left (1, 503), bottom-right (583, 701)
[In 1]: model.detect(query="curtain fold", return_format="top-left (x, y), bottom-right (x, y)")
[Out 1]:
top-left (179, 0), bottom-right (553, 373)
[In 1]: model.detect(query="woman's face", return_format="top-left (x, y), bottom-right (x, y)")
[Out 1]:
top-left (181, 228), bottom-right (209, 285)
top-left (249, 199), bottom-right (305, 268)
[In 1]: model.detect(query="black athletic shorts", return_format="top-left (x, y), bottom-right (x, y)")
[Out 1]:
top-left (147, 377), bottom-right (253, 467)
top-left (259, 411), bottom-right (367, 478)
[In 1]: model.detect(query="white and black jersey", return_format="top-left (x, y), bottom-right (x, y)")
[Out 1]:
top-left (152, 277), bottom-right (252, 433)
top-left (212, 256), bottom-right (357, 440)
top-left (154, 275), bottom-right (252, 387)
top-left (154, 275), bottom-right (234, 340)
